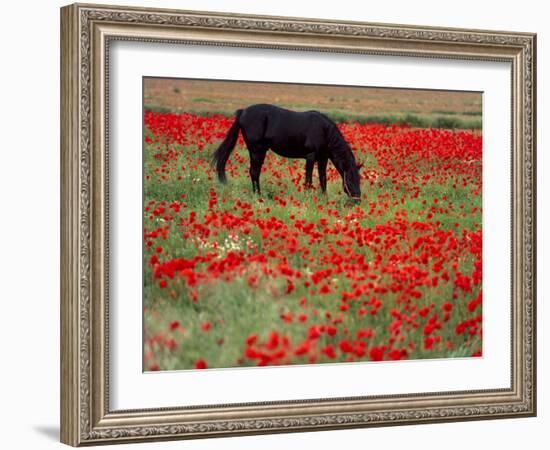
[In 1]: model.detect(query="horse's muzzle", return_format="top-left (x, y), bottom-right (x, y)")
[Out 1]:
top-left (345, 196), bottom-right (361, 206)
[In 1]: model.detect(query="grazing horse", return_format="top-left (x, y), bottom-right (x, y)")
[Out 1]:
top-left (212, 104), bottom-right (362, 200)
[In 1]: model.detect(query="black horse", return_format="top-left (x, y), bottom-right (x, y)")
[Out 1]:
top-left (212, 104), bottom-right (361, 200)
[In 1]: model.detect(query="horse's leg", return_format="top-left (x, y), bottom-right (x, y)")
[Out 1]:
top-left (317, 156), bottom-right (328, 194)
top-left (248, 147), bottom-right (266, 195)
top-left (304, 156), bottom-right (315, 189)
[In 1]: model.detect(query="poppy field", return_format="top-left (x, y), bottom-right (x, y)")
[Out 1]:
top-left (143, 87), bottom-right (482, 372)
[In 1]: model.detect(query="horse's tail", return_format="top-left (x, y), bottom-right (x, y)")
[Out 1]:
top-left (212, 109), bottom-right (243, 183)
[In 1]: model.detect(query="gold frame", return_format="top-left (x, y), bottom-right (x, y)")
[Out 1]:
top-left (60, 3), bottom-right (537, 446)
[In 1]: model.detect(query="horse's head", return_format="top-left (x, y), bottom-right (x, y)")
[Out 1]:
top-left (343, 162), bottom-right (362, 202)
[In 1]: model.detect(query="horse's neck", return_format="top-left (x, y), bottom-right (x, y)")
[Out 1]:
top-left (329, 154), bottom-right (346, 176)
top-left (328, 127), bottom-right (353, 171)
top-left (329, 141), bottom-right (352, 176)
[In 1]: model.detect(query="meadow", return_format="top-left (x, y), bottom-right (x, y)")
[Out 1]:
top-left (143, 81), bottom-right (482, 371)
top-left (144, 78), bottom-right (482, 130)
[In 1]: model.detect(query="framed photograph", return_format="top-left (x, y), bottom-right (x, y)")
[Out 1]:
top-left (60, 3), bottom-right (536, 446)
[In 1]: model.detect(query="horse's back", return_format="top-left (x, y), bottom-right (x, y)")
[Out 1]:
top-left (241, 104), bottom-right (331, 127)
top-left (238, 104), bottom-right (336, 157)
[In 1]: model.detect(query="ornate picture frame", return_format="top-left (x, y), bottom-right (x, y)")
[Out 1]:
top-left (60, 3), bottom-right (536, 446)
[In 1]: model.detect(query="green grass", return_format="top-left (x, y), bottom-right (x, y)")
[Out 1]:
top-left (192, 97), bottom-right (215, 103)
top-left (144, 103), bottom-right (482, 130)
